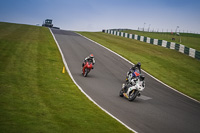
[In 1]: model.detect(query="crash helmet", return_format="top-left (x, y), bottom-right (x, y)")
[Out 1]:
top-left (90, 54), bottom-right (94, 58)
top-left (137, 62), bottom-right (141, 67)
top-left (140, 75), bottom-right (145, 81)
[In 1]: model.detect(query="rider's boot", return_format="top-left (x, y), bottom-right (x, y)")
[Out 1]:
top-left (81, 67), bottom-right (83, 74)
top-left (124, 86), bottom-right (128, 93)
top-left (81, 63), bottom-right (85, 74)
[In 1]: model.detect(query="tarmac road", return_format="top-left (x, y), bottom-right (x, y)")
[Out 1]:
top-left (51, 29), bottom-right (200, 133)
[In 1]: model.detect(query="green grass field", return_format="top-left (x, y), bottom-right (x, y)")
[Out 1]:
top-left (78, 32), bottom-right (200, 101)
top-left (0, 22), bottom-right (133, 133)
top-left (122, 30), bottom-right (200, 51)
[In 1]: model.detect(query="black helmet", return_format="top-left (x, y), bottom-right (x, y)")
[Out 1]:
top-left (136, 62), bottom-right (141, 67)
top-left (140, 75), bottom-right (145, 81)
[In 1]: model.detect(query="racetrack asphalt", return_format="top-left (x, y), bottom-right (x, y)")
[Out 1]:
top-left (51, 29), bottom-right (200, 133)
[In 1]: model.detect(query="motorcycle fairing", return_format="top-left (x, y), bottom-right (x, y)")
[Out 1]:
top-left (83, 62), bottom-right (93, 75)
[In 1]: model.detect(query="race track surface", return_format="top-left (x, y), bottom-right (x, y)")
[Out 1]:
top-left (51, 29), bottom-right (200, 133)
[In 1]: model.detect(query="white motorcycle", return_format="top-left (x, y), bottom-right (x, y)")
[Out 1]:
top-left (119, 75), bottom-right (145, 101)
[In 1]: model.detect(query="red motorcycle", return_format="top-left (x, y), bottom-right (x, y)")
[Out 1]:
top-left (82, 61), bottom-right (93, 77)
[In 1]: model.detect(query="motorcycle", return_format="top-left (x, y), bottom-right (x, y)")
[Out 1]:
top-left (119, 75), bottom-right (145, 101)
top-left (82, 61), bottom-right (93, 77)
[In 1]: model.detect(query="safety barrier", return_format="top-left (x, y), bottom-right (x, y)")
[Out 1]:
top-left (102, 29), bottom-right (200, 60)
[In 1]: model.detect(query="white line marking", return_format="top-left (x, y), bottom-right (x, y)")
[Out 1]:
top-left (49, 29), bottom-right (138, 133)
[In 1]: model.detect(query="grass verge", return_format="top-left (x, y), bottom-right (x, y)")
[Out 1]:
top-left (0, 22), bottom-right (133, 133)
top-left (78, 32), bottom-right (200, 101)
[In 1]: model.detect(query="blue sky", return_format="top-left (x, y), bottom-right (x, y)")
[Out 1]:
top-left (0, 0), bottom-right (200, 33)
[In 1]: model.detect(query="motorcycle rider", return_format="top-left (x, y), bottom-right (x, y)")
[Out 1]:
top-left (126, 62), bottom-right (141, 82)
top-left (82, 54), bottom-right (95, 69)
top-left (129, 62), bottom-right (141, 75)
top-left (124, 62), bottom-right (141, 94)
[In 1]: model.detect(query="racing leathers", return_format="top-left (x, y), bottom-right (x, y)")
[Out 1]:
top-left (82, 56), bottom-right (95, 69)
top-left (126, 62), bottom-right (141, 83)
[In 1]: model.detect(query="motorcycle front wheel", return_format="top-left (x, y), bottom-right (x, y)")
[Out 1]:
top-left (128, 90), bottom-right (139, 101)
top-left (84, 68), bottom-right (88, 77)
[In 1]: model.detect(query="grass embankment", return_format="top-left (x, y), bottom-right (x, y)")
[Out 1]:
top-left (123, 30), bottom-right (200, 51)
top-left (0, 22), bottom-right (132, 133)
top-left (78, 32), bottom-right (200, 101)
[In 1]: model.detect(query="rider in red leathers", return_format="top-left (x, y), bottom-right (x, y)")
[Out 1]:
top-left (82, 54), bottom-right (95, 70)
